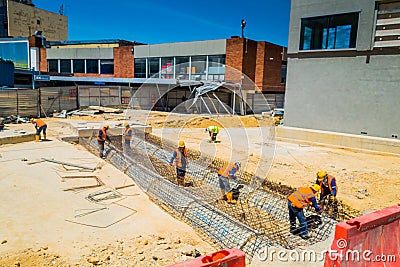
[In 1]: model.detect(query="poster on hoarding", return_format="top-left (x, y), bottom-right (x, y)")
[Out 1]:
top-left (0, 40), bottom-right (29, 69)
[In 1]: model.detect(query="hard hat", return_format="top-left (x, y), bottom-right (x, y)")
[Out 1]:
top-left (235, 161), bottom-right (241, 168)
top-left (124, 122), bottom-right (129, 127)
top-left (104, 124), bottom-right (110, 129)
top-left (311, 184), bottom-right (321, 192)
top-left (178, 140), bottom-right (185, 147)
top-left (317, 171), bottom-right (327, 181)
top-left (30, 118), bottom-right (34, 122)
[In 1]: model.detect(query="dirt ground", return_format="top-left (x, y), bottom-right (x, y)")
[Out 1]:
top-left (0, 124), bottom-right (215, 267)
top-left (1, 111), bottom-right (399, 266)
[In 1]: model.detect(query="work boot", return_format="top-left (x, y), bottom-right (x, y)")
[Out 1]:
top-left (300, 234), bottom-right (311, 240)
top-left (226, 192), bottom-right (237, 204)
top-left (35, 135), bottom-right (40, 142)
top-left (43, 134), bottom-right (47, 141)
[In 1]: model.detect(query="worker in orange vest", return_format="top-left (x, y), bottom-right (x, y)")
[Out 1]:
top-left (287, 184), bottom-right (322, 239)
top-left (123, 122), bottom-right (133, 152)
top-left (169, 140), bottom-right (188, 186)
top-left (97, 124), bottom-right (110, 158)
top-left (30, 118), bottom-right (47, 142)
top-left (316, 171), bottom-right (338, 202)
top-left (218, 162), bottom-right (241, 204)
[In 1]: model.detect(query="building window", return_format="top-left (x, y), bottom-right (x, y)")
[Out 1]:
top-left (191, 56), bottom-right (206, 80)
top-left (37, 19), bottom-right (40, 25)
top-left (148, 58), bottom-right (159, 78)
top-left (60, 59), bottom-right (71, 73)
top-left (86, 59), bottom-right (98, 74)
top-left (73, 59), bottom-right (84, 73)
top-left (100, 59), bottom-right (114, 74)
top-left (208, 55), bottom-right (225, 81)
top-left (134, 58), bottom-right (146, 78)
top-left (48, 59), bottom-right (58, 72)
top-left (161, 57), bottom-right (173, 79)
top-left (300, 12), bottom-right (359, 50)
top-left (175, 56), bottom-right (190, 80)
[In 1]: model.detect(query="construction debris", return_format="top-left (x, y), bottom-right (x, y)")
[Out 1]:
top-left (42, 158), bottom-right (96, 171)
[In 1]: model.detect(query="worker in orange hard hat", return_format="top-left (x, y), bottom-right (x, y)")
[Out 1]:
top-left (97, 124), bottom-right (110, 159)
top-left (169, 140), bottom-right (188, 186)
top-left (30, 118), bottom-right (47, 142)
top-left (287, 184), bottom-right (322, 240)
top-left (123, 122), bottom-right (133, 152)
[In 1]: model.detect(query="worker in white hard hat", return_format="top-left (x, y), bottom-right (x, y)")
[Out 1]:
top-left (287, 184), bottom-right (322, 239)
top-left (123, 122), bottom-right (132, 152)
top-left (97, 124), bottom-right (110, 159)
top-left (169, 140), bottom-right (188, 186)
top-left (217, 161), bottom-right (241, 204)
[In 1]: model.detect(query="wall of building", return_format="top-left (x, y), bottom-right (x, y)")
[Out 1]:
top-left (46, 48), bottom-right (113, 59)
top-left (114, 46), bottom-right (134, 78)
top-left (134, 39), bottom-right (226, 58)
top-left (255, 42), bottom-right (285, 92)
top-left (284, 55), bottom-right (400, 139)
top-left (7, 0), bottom-right (67, 41)
top-left (284, 0), bottom-right (400, 139)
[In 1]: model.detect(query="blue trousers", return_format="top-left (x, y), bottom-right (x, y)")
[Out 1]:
top-left (288, 201), bottom-right (308, 236)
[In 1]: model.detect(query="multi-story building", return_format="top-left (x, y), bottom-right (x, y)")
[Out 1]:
top-left (284, 0), bottom-right (400, 139)
top-left (0, 0), bottom-right (67, 41)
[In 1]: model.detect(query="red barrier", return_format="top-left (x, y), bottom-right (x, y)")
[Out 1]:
top-left (324, 204), bottom-right (400, 267)
top-left (167, 248), bottom-right (246, 267)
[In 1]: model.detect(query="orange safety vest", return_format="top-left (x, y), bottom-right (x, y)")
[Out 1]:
top-left (124, 127), bottom-right (132, 140)
top-left (218, 163), bottom-right (237, 178)
top-left (34, 119), bottom-right (46, 127)
top-left (173, 148), bottom-right (187, 167)
top-left (318, 175), bottom-right (338, 196)
top-left (97, 128), bottom-right (107, 141)
top-left (288, 187), bottom-right (315, 209)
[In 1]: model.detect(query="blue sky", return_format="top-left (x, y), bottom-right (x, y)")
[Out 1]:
top-left (34, 0), bottom-right (291, 47)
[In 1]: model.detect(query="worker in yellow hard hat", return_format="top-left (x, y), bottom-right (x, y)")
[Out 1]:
top-left (287, 184), bottom-right (322, 239)
top-left (169, 141), bottom-right (188, 186)
top-left (123, 122), bottom-right (132, 152)
top-left (30, 118), bottom-right (47, 142)
top-left (97, 124), bottom-right (110, 158)
top-left (217, 161), bottom-right (241, 204)
top-left (315, 171), bottom-right (338, 202)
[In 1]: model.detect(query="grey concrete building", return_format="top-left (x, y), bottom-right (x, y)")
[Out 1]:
top-left (284, 0), bottom-right (400, 139)
top-left (0, 0), bottom-right (68, 41)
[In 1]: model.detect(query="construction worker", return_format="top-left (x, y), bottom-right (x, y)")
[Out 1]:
top-left (30, 118), bottom-right (47, 142)
top-left (205, 126), bottom-right (219, 142)
top-left (315, 171), bottom-right (338, 202)
top-left (97, 124), bottom-right (110, 158)
top-left (169, 140), bottom-right (188, 186)
top-left (218, 162), bottom-right (241, 204)
top-left (123, 122), bottom-right (133, 151)
top-left (287, 184), bottom-right (322, 239)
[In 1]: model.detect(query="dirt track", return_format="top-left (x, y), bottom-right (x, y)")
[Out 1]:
top-left (1, 112), bottom-right (399, 266)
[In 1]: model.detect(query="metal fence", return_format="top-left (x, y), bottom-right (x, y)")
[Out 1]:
top-left (0, 87), bottom-right (78, 117)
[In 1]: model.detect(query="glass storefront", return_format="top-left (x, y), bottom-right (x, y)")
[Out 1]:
top-left (134, 54), bottom-right (226, 81)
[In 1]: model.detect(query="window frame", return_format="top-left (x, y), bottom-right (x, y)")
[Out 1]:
top-left (299, 12), bottom-right (360, 51)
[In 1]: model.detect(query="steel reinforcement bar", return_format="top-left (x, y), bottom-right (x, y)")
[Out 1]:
top-left (81, 133), bottom-right (338, 261)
